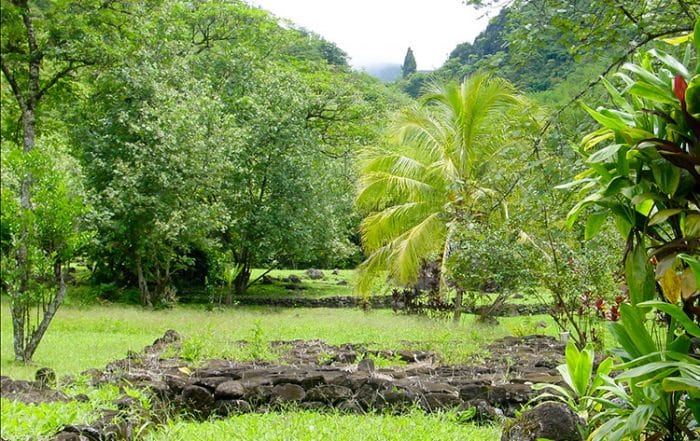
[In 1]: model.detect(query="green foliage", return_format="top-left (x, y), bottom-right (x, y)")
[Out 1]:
top-left (531, 340), bottom-right (613, 438)
top-left (553, 25), bottom-right (700, 441)
top-left (446, 222), bottom-right (536, 306)
top-left (588, 302), bottom-right (699, 441)
top-left (1, 140), bottom-right (92, 361)
top-left (402, 47), bottom-right (417, 78)
top-left (565, 26), bottom-right (700, 316)
top-left (355, 74), bottom-right (538, 299)
top-left (439, 5), bottom-right (576, 92)
top-left (53, 0), bottom-right (399, 302)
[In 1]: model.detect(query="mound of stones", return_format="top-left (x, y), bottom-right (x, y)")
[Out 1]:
top-left (1, 331), bottom-right (570, 440)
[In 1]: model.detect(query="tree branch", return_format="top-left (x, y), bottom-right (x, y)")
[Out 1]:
top-left (36, 62), bottom-right (89, 102)
top-left (0, 58), bottom-right (27, 112)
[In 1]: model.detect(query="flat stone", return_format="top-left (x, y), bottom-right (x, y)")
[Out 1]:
top-left (459, 383), bottom-right (490, 401)
top-left (195, 376), bottom-right (232, 391)
top-left (381, 387), bottom-right (418, 407)
top-left (300, 375), bottom-right (326, 389)
top-left (421, 392), bottom-right (462, 411)
top-left (305, 385), bottom-right (353, 404)
top-left (214, 381), bottom-right (245, 399)
top-left (357, 358), bottom-right (375, 372)
top-left (271, 383), bottom-right (306, 402)
top-left (420, 382), bottom-right (458, 395)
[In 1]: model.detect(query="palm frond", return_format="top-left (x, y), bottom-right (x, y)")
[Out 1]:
top-left (360, 200), bottom-right (442, 252)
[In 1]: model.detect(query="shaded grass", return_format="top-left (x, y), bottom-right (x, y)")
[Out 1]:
top-left (0, 300), bottom-right (557, 380)
top-left (243, 269), bottom-right (355, 298)
top-left (144, 410), bottom-right (501, 441)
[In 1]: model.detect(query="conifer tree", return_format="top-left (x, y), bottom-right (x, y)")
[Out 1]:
top-left (402, 47), bottom-right (417, 78)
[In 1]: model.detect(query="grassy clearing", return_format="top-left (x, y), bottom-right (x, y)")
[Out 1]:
top-left (244, 269), bottom-right (355, 298)
top-left (0, 300), bottom-right (557, 380)
top-left (144, 410), bottom-right (501, 441)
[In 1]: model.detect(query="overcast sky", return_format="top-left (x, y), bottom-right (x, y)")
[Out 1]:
top-left (247, 0), bottom-right (495, 70)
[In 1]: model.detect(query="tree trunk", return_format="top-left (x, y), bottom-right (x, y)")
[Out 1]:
top-left (21, 261), bottom-right (68, 361)
top-left (10, 298), bottom-right (27, 362)
top-left (452, 288), bottom-right (464, 324)
top-left (136, 256), bottom-right (152, 306)
top-left (234, 264), bottom-right (251, 296)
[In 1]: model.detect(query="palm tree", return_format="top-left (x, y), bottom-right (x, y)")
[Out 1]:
top-left (355, 74), bottom-right (536, 321)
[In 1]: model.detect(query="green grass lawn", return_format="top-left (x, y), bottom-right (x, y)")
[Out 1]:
top-left (0, 299), bottom-right (557, 380)
top-left (144, 410), bottom-right (501, 441)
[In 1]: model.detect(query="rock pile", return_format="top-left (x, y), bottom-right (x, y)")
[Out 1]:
top-left (0, 331), bottom-right (569, 440)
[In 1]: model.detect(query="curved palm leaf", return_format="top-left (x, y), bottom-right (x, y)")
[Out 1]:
top-left (355, 73), bottom-right (535, 297)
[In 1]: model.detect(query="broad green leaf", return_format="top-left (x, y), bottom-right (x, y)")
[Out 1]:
top-left (590, 357), bottom-right (614, 392)
top-left (683, 213), bottom-right (700, 238)
top-left (682, 267), bottom-right (698, 300)
top-left (566, 193), bottom-right (602, 228)
top-left (590, 417), bottom-right (624, 441)
top-left (622, 62), bottom-right (669, 90)
top-left (623, 404), bottom-right (655, 436)
top-left (554, 178), bottom-right (594, 190)
top-left (648, 208), bottom-right (683, 226)
top-left (662, 34), bottom-right (692, 46)
top-left (638, 301), bottom-right (700, 337)
top-left (601, 76), bottom-right (632, 111)
top-left (695, 20), bottom-right (700, 74)
top-left (648, 49), bottom-right (689, 77)
top-left (687, 75), bottom-right (700, 117)
top-left (587, 144), bottom-right (623, 163)
top-left (585, 212), bottom-right (608, 240)
top-left (668, 334), bottom-right (692, 354)
top-left (619, 127), bottom-right (654, 145)
top-left (618, 303), bottom-right (657, 356)
top-left (581, 102), bottom-right (628, 130)
top-left (650, 160), bottom-right (681, 195)
top-left (662, 377), bottom-right (700, 394)
top-left (628, 81), bottom-right (677, 104)
top-left (603, 177), bottom-right (632, 198)
top-left (609, 322), bottom-right (641, 360)
top-left (634, 198), bottom-right (654, 217)
top-left (679, 253), bottom-right (700, 286)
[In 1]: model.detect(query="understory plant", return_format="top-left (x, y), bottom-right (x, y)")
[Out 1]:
top-left (556, 20), bottom-right (700, 441)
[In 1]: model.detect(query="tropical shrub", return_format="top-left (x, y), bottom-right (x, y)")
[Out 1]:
top-left (566, 23), bottom-right (699, 317)
top-left (558, 21), bottom-right (700, 441)
top-left (355, 74), bottom-right (539, 322)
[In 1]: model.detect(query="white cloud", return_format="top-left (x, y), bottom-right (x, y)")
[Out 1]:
top-left (247, 0), bottom-right (493, 70)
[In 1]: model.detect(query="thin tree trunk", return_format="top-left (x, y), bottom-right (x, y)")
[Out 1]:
top-left (22, 261), bottom-right (67, 361)
top-left (452, 288), bottom-right (463, 324)
top-left (136, 256), bottom-right (151, 306)
top-left (10, 299), bottom-right (27, 362)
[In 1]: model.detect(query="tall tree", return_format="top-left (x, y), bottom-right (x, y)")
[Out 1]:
top-left (402, 47), bottom-right (417, 78)
top-left (354, 74), bottom-right (538, 321)
top-left (0, 0), bottom-right (136, 361)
